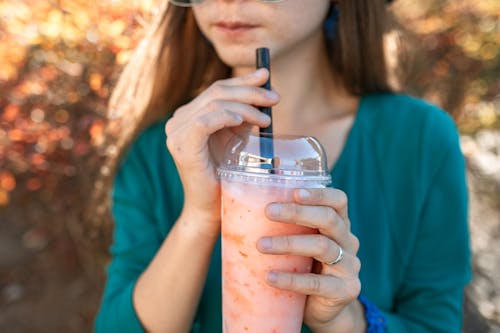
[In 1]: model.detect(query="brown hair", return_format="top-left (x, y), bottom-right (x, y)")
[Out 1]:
top-left (91, 0), bottom-right (394, 225)
top-left (109, 0), bottom-right (392, 139)
top-left (152, 0), bottom-right (391, 117)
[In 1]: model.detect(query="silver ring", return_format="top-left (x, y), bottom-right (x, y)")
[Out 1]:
top-left (326, 246), bottom-right (344, 265)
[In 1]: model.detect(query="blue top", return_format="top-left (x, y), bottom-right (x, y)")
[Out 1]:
top-left (95, 93), bottom-right (471, 333)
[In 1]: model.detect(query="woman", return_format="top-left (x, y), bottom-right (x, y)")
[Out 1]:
top-left (95, 0), bottom-right (471, 332)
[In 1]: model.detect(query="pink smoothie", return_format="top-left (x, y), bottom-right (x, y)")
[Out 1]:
top-left (221, 179), bottom-right (316, 333)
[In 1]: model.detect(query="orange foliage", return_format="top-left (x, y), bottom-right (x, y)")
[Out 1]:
top-left (0, 0), bottom-right (155, 206)
top-left (0, 0), bottom-right (499, 209)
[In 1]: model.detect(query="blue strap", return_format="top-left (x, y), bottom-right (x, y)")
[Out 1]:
top-left (358, 295), bottom-right (387, 333)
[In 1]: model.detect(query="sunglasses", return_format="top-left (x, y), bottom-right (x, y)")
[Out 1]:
top-left (169, 0), bottom-right (283, 7)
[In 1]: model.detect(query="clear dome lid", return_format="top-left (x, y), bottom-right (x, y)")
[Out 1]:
top-left (218, 132), bottom-right (331, 184)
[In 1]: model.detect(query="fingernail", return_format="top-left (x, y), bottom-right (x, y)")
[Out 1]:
top-left (234, 114), bottom-right (243, 122)
top-left (258, 237), bottom-right (272, 250)
top-left (259, 113), bottom-right (271, 123)
top-left (267, 271), bottom-right (278, 283)
top-left (298, 189), bottom-right (310, 200)
top-left (267, 90), bottom-right (280, 100)
top-left (267, 204), bottom-right (281, 217)
top-left (255, 68), bottom-right (267, 75)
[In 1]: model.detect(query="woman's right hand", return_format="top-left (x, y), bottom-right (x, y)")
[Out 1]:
top-left (165, 68), bottom-right (280, 233)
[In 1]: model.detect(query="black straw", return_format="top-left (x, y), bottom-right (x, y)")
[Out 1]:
top-left (256, 48), bottom-right (274, 165)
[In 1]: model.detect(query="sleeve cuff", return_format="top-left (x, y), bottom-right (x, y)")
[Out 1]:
top-left (95, 280), bottom-right (145, 333)
top-left (379, 309), bottom-right (410, 333)
top-left (359, 295), bottom-right (388, 333)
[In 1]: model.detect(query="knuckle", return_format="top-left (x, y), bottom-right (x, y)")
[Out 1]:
top-left (166, 136), bottom-right (180, 154)
top-left (316, 235), bottom-right (331, 258)
top-left (345, 216), bottom-right (352, 229)
top-left (206, 100), bottom-right (222, 113)
top-left (280, 235), bottom-right (293, 250)
top-left (165, 136), bottom-right (173, 151)
top-left (351, 235), bottom-right (360, 253)
top-left (347, 279), bottom-right (362, 300)
top-left (209, 83), bottom-right (225, 97)
top-left (166, 135), bottom-right (174, 148)
top-left (308, 276), bottom-right (321, 293)
top-left (352, 256), bottom-right (362, 273)
top-left (193, 116), bottom-right (209, 130)
top-left (174, 105), bottom-right (186, 116)
top-left (165, 119), bottom-right (173, 135)
top-left (287, 274), bottom-right (298, 289)
top-left (336, 190), bottom-right (348, 207)
top-left (221, 109), bottom-right (235, 120)
top-left (290, 203), bottom-right (301, 218)
top-left (325, 207), bottom-right (337, 226)
top-left (281, 203), bottom-right (299, 219)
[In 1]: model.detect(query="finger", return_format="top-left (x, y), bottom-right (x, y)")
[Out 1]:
top-left (169, 69), bottom-right (278, 128)
top-left (265, 202), bottom-right (349, 247)
top-left (170, 85), bottom-right (278, 130)
top-left (201, 100), bottom-right (271, 128)
top-left (256, 234), bottom-right (359, 272)
top-left (168, 99), bottom-right (271, 139)
top-left (266, 271), bottom-right (361, 301)
top-left (166, 109), bottom-right (244, 155)
top-left (165, 105), bottom-right (187, 136)
top-left (221, 67), bottom-right (270, 86)
top-left (206, 84), bottom-right (280, 107)
top-left (294, 188), bottom-right (348, 220)
top-left (195, 69), bottom-right (278, 106)
top-left (168, 68), bottom-right (275, 125)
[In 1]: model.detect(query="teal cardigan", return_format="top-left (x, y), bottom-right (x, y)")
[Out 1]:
top-left (95, 94), bottom-right (471, 332)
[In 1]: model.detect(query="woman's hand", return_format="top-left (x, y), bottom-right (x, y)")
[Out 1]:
top-left (256, 188), bottom-right (365, 333)
top-left (165, 68), bottom-right (279, 233)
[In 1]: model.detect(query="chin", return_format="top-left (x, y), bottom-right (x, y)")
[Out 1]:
top-left (213, 43), bottom-right (266, 68)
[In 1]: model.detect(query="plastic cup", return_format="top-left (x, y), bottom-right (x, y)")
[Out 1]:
top-left (218, 133), bottom-right (331, 333)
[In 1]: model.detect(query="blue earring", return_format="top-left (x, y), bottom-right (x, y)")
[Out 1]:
top-left (323, 5), bottom-right (340, 41)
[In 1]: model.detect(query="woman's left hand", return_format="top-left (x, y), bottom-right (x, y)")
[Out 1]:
top-left (256, 188), bottom-right (366, 333)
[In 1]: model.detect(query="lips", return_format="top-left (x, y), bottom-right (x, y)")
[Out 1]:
top-left (215, 21), bottom-right (258, 31)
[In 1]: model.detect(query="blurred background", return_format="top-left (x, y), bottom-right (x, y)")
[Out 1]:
top-left (0, 0), bottom-right (499, 332)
